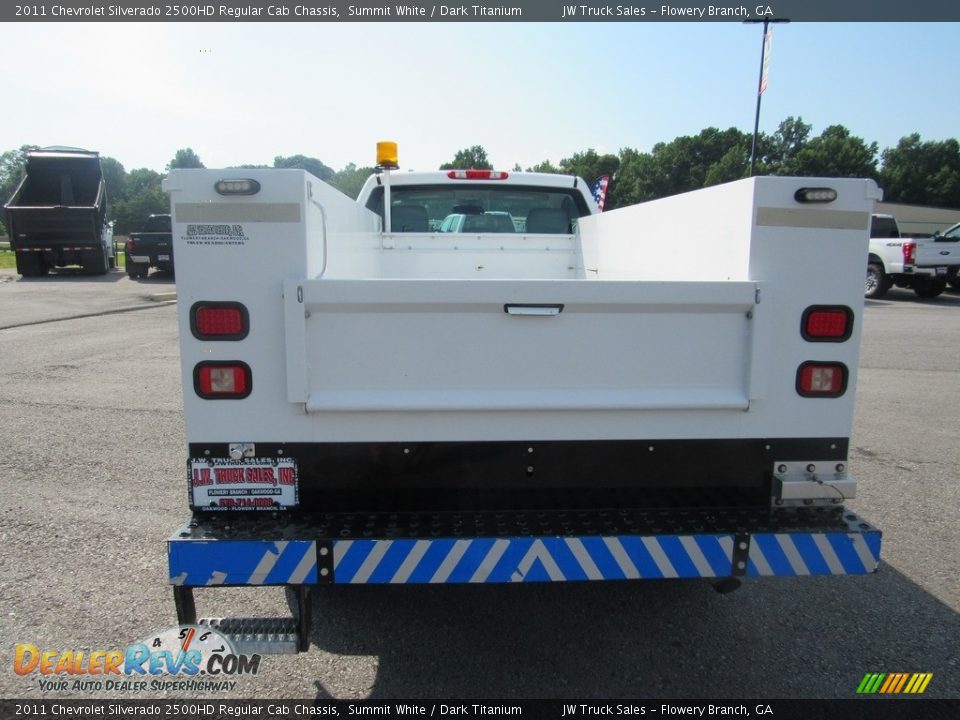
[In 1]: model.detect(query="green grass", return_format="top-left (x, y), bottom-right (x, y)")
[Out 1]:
top-left (0, 249), bottom-right (126, 271)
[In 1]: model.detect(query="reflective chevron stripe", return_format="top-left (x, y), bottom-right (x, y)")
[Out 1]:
top-left (168, 530), bottom-right (881, 586)
top-left (168, 540), bottom-right (317, 586)
top-left (747, 532), bottom-right (881, 576)
top-left (332, 535), bottom-right (736, 584)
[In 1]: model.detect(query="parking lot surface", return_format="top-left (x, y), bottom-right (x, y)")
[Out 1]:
top-left (0, 271), bottom-right (957, 700)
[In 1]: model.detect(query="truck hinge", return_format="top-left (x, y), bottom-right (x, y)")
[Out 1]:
top-left (297, 286), bottom-right (303, 304)
top-left (754, 286), bottom-right (762, 304)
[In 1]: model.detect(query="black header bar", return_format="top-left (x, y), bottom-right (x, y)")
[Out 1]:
top-left (5, 1), bottom-right (960, 23)
top-left (1, 699), bottom-right (958, 719)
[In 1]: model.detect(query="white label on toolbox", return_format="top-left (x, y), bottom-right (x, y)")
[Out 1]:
top-left (189, 457), bottom-right (299, 510)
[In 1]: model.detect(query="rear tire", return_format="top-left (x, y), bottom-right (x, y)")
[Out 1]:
top-left (84, 246), bottom-right (109, 275)
top-left (15, 252), bottom-right (48, 277)
top-left (126, 261), bottom-right (147, 279)
top-left (865, 263), bottom-right (890, 299)
top-left (914, 280), bottom-right (946, 299)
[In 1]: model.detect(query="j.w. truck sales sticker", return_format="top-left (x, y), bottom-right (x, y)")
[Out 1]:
top-left (189, 458), bottom-right (298, 510)
top-left (183, 223), bottom-right (247, 247)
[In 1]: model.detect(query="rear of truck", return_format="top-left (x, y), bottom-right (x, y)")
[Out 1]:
top-left (4, 147), bottom-right (114, 276)
top-left (163, 168), bottom-right (882, 653)
top-left (867, 213), bottom-right (960, 298)
top-left (126, 213), bottom-right (174, 278)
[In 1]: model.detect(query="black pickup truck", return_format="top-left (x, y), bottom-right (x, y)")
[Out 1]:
top-left (126, 213), bottom-right (173, 278)
top-left (4, 147), bottom-right (114, 276)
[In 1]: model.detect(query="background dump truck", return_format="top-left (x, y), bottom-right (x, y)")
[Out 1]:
top-left (4, 146), bottom-right (114, 276)
top-left (163, 161), bottom-right (883, 654)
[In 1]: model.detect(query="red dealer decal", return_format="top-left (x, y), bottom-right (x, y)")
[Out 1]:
top-left (188, 458), bottom-right (299, 511)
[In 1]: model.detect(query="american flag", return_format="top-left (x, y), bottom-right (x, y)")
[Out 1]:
top-left (591, 175), bottom-right (610, 211)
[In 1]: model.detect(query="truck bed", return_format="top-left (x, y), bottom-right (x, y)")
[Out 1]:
top-left (163, 169), bottom-right (882, 647)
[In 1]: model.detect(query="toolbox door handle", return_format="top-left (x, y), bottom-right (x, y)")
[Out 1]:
top-left (504, 304), bottom-right (564, 316)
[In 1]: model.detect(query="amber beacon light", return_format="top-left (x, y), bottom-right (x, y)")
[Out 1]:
top-left (376, 141), bottom-right (399, 169)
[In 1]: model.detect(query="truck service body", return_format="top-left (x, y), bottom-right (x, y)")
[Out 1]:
top-left (4, 147), bottom-right (114, 276)
top-left (163, 162), bottom-right (882, 652)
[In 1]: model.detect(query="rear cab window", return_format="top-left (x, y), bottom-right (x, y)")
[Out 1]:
top-left (143, 215), bottom-right (172, 233)
top-left (364, 184), bottom-right (592, 233)
top-left (870, 216), bottom-right (900, 239)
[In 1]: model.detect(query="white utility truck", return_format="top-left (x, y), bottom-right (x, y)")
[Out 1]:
top-left (866, 213), bottom-right (960, 298)
top-left (163, 148), bottom-right (883, 653)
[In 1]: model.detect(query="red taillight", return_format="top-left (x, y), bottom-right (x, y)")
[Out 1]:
top-left (902, 241), bottom-right (916, 266)
top-left (802, 306), bottom-right (853, 342)
top-left (446, 170), bottom-right (509, 180)
top-left (796, 362), bottom-right (848, 398)
top-left (125, 238), bottom-right (134, 252)
top-left (190, 302), bottom-right (249, 340)
top-left (194, 362), bottom-right (252, 399)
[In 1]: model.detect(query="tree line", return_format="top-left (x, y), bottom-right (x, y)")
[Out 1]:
top-left (1, 117), bottom-right (958, 235)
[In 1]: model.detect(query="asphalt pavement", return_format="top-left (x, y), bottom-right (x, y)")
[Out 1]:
top-left (0, 269), bottom-right (957, 701)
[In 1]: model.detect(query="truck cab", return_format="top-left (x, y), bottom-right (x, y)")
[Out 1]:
top-left (357, 169), bottom-right (595, 235)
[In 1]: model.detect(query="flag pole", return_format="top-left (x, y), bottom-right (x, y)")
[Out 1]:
top-left (744, 17), bottom-right (789, 176)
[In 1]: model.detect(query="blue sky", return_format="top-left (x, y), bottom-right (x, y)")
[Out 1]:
top-left (4, 22), bottom-right (957, 173)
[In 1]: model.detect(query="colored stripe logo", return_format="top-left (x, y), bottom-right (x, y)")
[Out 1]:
top-left (857, 672), bottom-right (933, 694)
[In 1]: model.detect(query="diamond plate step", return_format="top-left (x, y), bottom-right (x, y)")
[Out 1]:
top-left (198, 617), bottom-right (300, 655)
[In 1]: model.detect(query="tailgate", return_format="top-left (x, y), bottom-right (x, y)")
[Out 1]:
top-left (131, 232), bottom-right (172, 253)
top-left (285, 279), bottom-right (759, 413)
top-left (8, 206), bottom-right (99, 245)
top-left (916, 237), bottom-right (960, 267)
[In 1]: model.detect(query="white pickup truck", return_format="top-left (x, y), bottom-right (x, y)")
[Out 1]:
top-left (161, 158), bottom-right (883, 653)
top-left (866, 213), bottom-right (960, 298)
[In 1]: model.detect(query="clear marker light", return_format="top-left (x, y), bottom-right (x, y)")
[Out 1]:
top-left (794, 187), bottom-right (837, 203)
top-left (215, 179), bottom-right (261, 195)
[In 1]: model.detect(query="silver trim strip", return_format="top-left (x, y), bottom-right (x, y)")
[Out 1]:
top-left (756, 207), bottom-right (869, 231)
top-left (176, 203), bottom-right (301, 223)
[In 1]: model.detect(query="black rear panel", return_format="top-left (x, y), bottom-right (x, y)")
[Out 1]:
top-left (7, 206), bottom-right (100, 247)
top-left (187, 438), bottom-right (847, 514)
